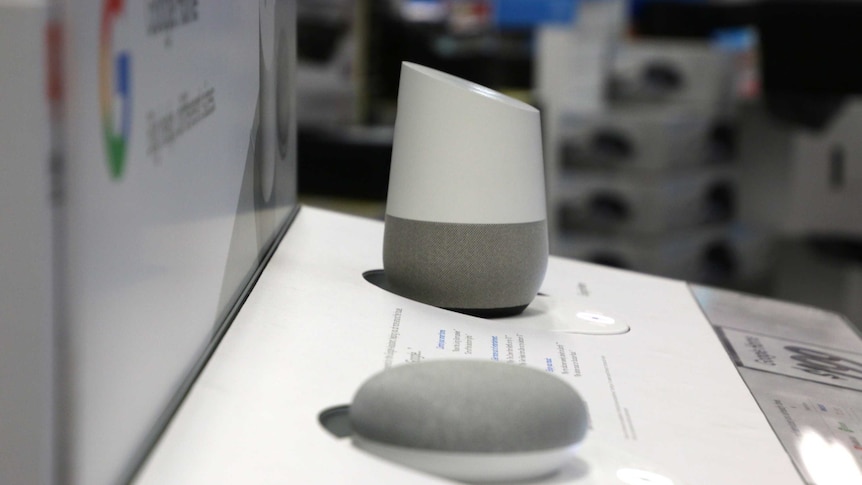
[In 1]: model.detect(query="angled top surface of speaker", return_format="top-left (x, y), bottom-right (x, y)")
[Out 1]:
top-left (386, 62), bottom-right (547, 225)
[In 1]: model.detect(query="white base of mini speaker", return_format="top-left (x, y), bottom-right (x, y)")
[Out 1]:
top-left (353, 436), bottom-right (576, 483)
top-left (352, 436), bottom-right (687, 485)
top-left (554, 439), bottom-right (685, 485)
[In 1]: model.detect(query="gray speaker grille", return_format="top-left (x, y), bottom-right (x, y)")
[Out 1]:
top-left (383, 216), bottom-right (548, 311)
top-left (350, 360), bottom-right (588, 453)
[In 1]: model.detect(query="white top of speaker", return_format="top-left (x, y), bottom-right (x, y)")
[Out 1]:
top-left (386, 62), bottom-right (547, 224)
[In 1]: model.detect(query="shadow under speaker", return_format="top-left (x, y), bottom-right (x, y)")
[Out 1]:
top-left (383, 63), bottom-right (548, 317)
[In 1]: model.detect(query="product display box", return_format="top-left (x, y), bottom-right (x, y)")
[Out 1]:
top-left (774, 241), bottom-right (862, 327)
top-left (549, 165), bottom-right (736, 236)
top-left (0, 2), bottom-right (297, 484)
top-left (611, 39), bottom-right (736, 118)
top-left (552, 224), bottom-right (774, 286)
top-left (554, 104), bottom-right (715, 171)
top-left (737, 101), bottom-right (862, 239)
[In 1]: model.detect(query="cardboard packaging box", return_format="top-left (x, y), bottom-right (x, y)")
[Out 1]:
top-left (738, 101), bottom-right (862, 239)
top-left (549, 166), bottom-right (736, 236)
top-left (553, 224), bottom-right (774, 286)
top-left (611, 39), bottom-right (736, 118)
top-left (553, 104), bottom-right (722, 172)
top-left (0, 2), bottom-right (298, 484)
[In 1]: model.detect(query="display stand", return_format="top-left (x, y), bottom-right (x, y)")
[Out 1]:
top-left (135, 207), bottom-right (862, 484)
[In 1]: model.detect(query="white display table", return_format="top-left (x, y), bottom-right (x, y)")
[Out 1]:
top-left (135, 207), bottom-right (862, 484)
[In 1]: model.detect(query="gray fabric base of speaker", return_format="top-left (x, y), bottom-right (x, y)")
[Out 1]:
top-left (363, 270), bottom-right (528, 318)
top-left (382, 215), bottom-right (548, 317)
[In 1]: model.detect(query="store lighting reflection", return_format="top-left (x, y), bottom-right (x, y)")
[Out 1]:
top-left (616, 468), bottom-right (674, 485)
top-left (401, 1), bottom-right (447, 23)
top-left (798, 428), bottom-right (862, 485)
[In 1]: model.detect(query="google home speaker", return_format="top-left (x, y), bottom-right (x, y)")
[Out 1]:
top-left (349, 360), bottom-right (589, 483)
top-left (383, 62), bottom-right (548, 317)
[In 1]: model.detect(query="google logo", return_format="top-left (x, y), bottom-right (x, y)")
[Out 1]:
top-left (99, 0), bottom-right (131, 179)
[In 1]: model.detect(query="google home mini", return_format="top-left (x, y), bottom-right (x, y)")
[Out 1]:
top-left (383, 62), bottom-right (548, 317)
top-left (349, 360), bottom-right (588, 483)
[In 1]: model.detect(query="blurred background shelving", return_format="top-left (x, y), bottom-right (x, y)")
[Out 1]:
top-left (295, 0), bottom-right (862, 329)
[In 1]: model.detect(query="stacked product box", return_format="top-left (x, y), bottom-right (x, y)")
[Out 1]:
top-left (736, 99), bottom-right (862, 321)
top-left (544, 39), bottom-right (772, 288)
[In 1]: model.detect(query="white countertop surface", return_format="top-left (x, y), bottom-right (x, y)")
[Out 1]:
top-left (134, 206), bottom-right (806, 484)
